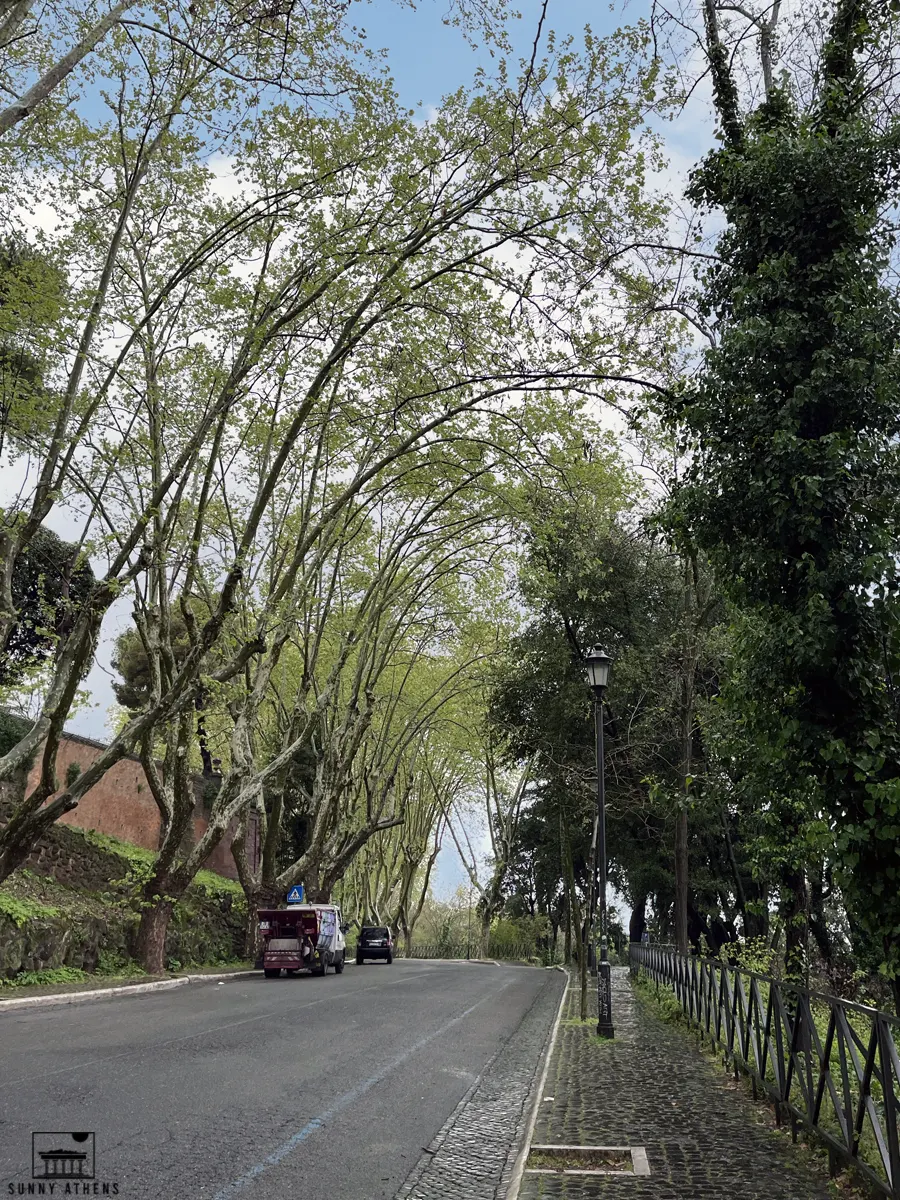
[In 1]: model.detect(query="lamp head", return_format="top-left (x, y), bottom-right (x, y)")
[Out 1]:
top-left (582, 645), bottom-right (612, 697)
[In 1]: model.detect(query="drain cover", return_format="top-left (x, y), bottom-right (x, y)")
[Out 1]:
top-left (525, 1144), bottom-right (650, 1176)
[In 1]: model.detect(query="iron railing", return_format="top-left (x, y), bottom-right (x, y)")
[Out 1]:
top-left (631, 943), bottom-right (900, 1197)
top-left (397, 941), bottom-right (546, 963)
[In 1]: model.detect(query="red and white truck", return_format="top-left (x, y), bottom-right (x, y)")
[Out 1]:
top-left (257, 904), bottom-right (347, 977)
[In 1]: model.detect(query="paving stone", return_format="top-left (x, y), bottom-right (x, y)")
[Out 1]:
top-left (519, 967), bottom-right (834, 1200)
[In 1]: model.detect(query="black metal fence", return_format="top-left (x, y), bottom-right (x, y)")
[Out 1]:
top-left (630, 944), bottom-right (900, 1197)
top-left (397, 941), bottom-right (547, 963)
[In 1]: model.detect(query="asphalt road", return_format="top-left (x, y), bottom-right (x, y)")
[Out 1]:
top-left (0, 961), bottom-right (557, 1200)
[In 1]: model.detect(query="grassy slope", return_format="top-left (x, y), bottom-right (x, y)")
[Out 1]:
top-left (0, 827), bottom-right (247, 988)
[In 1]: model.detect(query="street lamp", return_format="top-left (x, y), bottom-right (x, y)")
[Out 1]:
top-left (583, 645), bottom-right (614, 1039)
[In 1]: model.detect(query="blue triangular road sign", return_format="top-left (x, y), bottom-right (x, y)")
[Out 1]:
top-left (286, 885), bottom-right (304, 904)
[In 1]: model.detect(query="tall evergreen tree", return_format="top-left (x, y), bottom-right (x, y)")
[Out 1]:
top-left (666, 0), bottom-right (900, 996)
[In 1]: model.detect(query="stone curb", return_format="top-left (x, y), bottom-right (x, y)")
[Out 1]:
top-left (183, 969), bottom-right (258, 984)
top-left (0, 969), bottom-right (258, 1013)
top-left (503, 967), bottom-right (571, 1200)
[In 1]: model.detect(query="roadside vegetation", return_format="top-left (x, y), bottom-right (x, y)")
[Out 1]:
top-left (0, 827), bottom-right (247, 983)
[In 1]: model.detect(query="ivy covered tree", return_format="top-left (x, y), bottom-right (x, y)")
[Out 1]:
top-left (0, 234), bottom-right (66, 459)
top-left (0, 524), bottom-right (94, 688)
top-left (665, 0), bottom-right (900, 997)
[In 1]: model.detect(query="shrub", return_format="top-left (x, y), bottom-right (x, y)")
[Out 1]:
top-left (95, 950), bottom-right (145, 978)
top-left (633, 970), bottom-right (689, 1026)
top-left (192, 869), bottom-right (244, 900)
top-left (0, 892), bottom-right (59, 926)
top-left (79, 828), bottom-right (155, 866)
top-left (0, 966), bottom-right (87, 989)
top-left (720, 936), bottom-right (777, 977)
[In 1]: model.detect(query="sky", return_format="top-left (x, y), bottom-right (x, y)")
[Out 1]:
top-left (4, 0), bottom-right (719, 902)
top-left (362, 0), bottom-right (633, 101)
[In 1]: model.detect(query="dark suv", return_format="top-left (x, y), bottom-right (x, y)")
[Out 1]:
top-left (356, 926), bottom-right (393, 964)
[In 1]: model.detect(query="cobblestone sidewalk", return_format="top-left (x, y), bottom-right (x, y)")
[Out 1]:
top-left (518, 967), bottom-right (834, 1200)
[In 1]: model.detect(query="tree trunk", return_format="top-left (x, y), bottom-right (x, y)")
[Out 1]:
top-left (303, 861), bottom-right (329, 903)
top-left (135, 897), bottom-right (175, 974)
top-left (781, 870), bottom-right (808, 983)
top-left (0, 0), bottom-right (134, 137)
top-left (228, 806), bottom-right (262, 960)
top-left (0, 1), bottom-right (36, 52)
top-left (742, 880), bottom-right (769, 940)
top-left (675, 551), bottom-right (700, 956)
top-left (674, 807), bottom-right (689, 954)
top-left (400, 843), bottom-right (439, 956)
top-left (577, 903), bottom-right (588, 1020)
top-left (560, 813), bottom-right (586, 1019)
top-left (722, 808), bottom-right (752, 932)
top-left (586, 811), bottom-right (598, 967)
top-left (0, 790), bottom-right (76, 883)
top-left (242, 884), bottom-right (262, 960)
top-left (480, 909), bottom-right (491, 960)
top-left (629, 895), bottom-right (647, 943)
top-left (808, 869), bottom-right (835, 966)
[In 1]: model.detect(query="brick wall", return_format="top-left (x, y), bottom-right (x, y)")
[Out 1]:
top-left (16, 730), bottom-right (257, 881)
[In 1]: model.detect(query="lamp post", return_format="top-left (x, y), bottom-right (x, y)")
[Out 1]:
top-left (466, 885), bottom-right (473, 961)
top-left (583, 645), bottom-right (614, 1039)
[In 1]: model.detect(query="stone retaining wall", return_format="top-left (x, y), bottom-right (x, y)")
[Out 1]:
top-left (0, 783), bottom-right (133, 891)
top-left (0, 911), bottom-right (135, 977)
top-left (0, 894), bottom-right (245, 978)
top-left (25, 822), bottom-right (130, 892)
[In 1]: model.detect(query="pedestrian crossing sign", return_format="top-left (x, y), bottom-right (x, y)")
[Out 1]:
top-left (287, 885), bottom-right (304, 904)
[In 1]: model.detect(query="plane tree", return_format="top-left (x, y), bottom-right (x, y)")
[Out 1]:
top-left (0, 9), bottom-right (679, 896)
